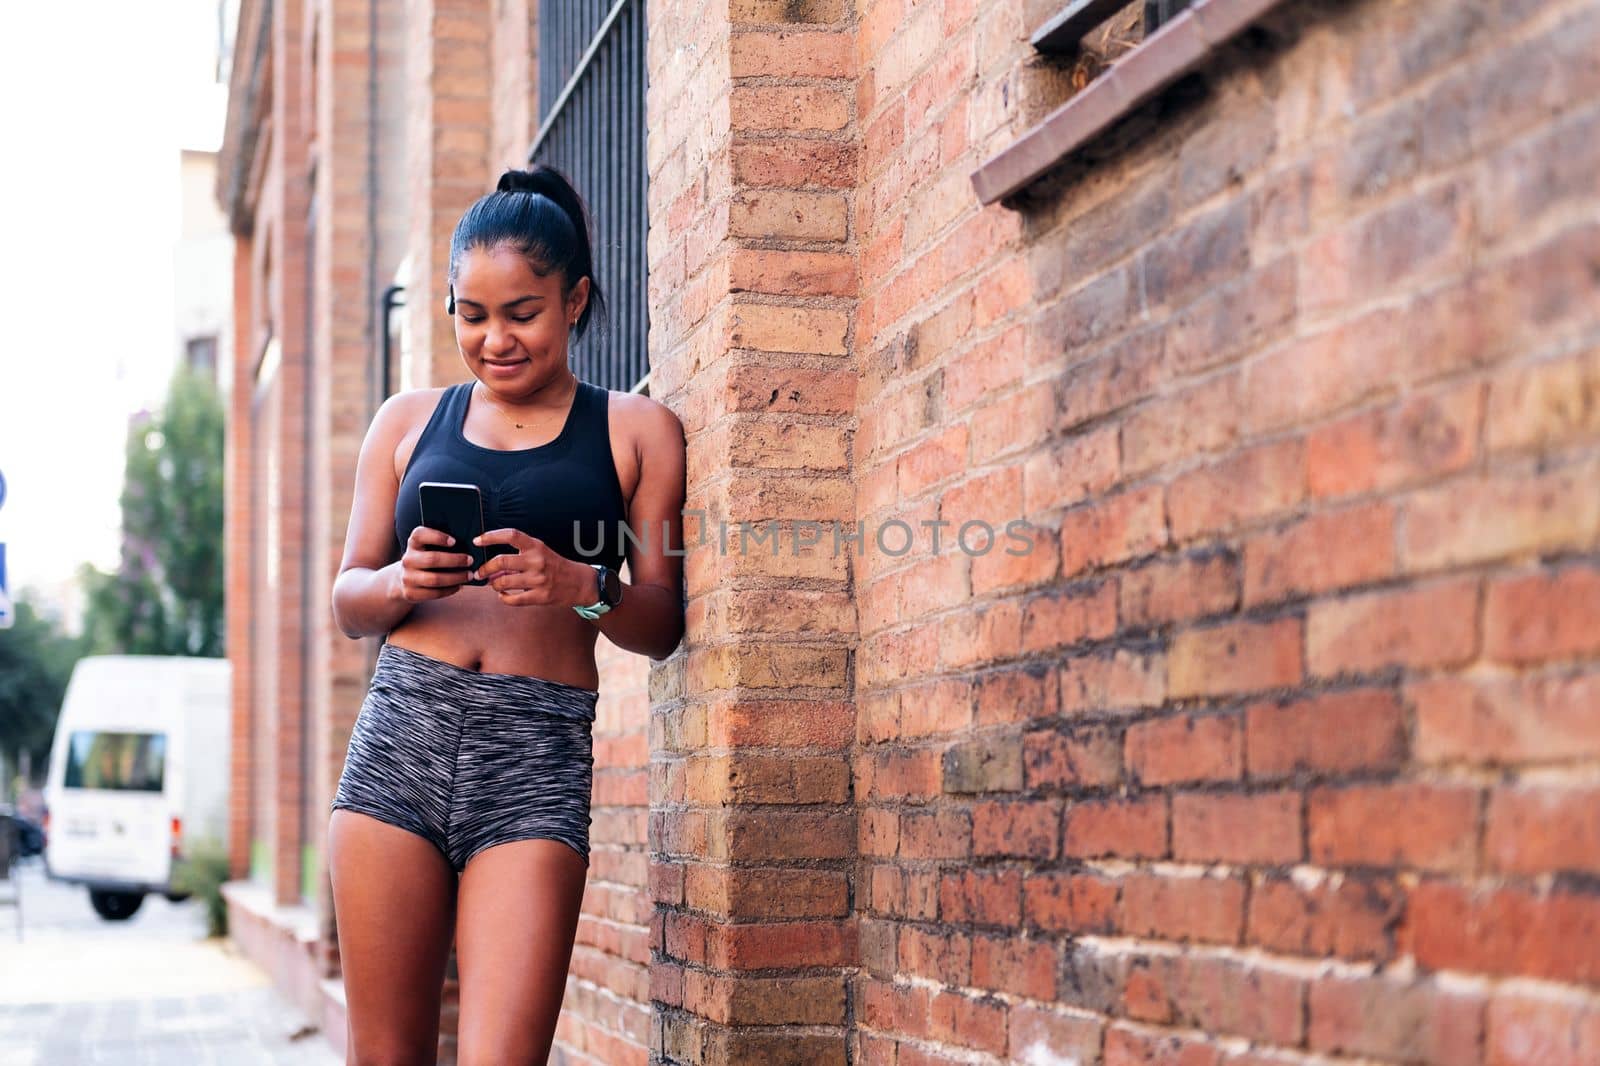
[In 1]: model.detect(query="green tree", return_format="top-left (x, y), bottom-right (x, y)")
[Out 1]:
top-left (0, 597), bottom-right (83, 781)
top-left (82, 365), bottom-right (226, 657)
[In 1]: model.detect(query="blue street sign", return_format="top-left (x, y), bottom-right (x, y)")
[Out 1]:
top-left (0, 542), bottom-right (10, 630)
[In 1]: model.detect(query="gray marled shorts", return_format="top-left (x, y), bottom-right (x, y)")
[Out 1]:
top-left (330, 641), bottom-right (597, 871)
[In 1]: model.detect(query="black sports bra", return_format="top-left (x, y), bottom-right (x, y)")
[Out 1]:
top-left (393, 379), bottom-right (629, 573)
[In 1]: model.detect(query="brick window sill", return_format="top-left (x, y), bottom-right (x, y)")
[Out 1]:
top-left (971, 0), bottom-right (1287, 205)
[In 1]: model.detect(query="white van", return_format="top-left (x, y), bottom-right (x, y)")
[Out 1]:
top-left (42, 655), bottom-right (231, 920)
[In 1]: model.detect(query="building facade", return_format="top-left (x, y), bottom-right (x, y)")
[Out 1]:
top-left (218, 0), bottom-right (1600, 1063)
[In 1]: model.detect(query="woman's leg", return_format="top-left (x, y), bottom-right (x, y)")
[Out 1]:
top-left (329, 809), bottom-right (459, 1066)
top-left (453, 839), bottom-right (588, 1066)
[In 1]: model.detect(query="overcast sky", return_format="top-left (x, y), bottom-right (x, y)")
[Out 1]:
top-left (0, 0), bottom-right (226, 602)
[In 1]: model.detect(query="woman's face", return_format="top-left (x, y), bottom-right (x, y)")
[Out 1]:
top-left (451, 242), bottom-right (589, 398)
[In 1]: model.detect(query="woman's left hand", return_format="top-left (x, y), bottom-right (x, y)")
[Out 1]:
top-left (473, 529), bottom-right (591, 608)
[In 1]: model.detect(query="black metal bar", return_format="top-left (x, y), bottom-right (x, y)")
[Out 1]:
top-left (1144, 0), bottom-right (1194, 34)
top-left (380, 284), bottom-right (404, 402)
top-left (1031, 0), bottom-right (1131, 52)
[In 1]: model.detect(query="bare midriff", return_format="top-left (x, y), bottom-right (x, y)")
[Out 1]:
top-left (385, 594), bottom-right (604, 691)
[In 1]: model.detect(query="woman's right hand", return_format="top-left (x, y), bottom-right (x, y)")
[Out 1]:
top-left (395, 526), bottom-right (476, 602)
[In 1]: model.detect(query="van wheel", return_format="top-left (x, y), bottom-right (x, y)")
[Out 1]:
top-left (89, 889), bottom-right (146, 921)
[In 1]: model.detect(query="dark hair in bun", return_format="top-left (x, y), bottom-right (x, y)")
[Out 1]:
top-left (447, 164), bottom-right (609, 345)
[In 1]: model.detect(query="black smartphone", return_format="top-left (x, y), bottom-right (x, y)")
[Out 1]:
top-left (417, 482), bottom-right (511, 587)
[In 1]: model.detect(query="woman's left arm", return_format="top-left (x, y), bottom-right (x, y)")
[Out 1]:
top-left (581, 396), bottom-right (687, 659)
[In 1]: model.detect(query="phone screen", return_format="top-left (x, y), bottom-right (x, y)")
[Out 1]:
top-left (418, 482), bottom-right (490, 586)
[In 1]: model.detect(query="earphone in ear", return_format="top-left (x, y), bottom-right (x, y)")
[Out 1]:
top-left (445, 285), bottom-right (456, 315)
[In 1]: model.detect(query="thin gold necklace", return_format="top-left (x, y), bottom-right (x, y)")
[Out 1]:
top-left (475, 377), bottom-right (577, 431)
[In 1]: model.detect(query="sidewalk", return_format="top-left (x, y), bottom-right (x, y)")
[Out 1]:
top-left (0, 860), bottom-right (341, 1065)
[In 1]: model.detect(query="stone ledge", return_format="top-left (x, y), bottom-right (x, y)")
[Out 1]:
top-left (221, 878), bottom-right (322, 945)
top-left (971, 0), bottom-right (1287, 205)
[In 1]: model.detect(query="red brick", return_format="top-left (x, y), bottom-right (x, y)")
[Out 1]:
top-left (1120, 873), bottom-right (1246, 946)
top-left (1487, 990), bottom-right (1600, 1066)
top-left (1485, 785), bottom-right (1600, 877)
top-left (1487, 347), bottom-right (1600, 456)
top-left (897, 677), bottom-right (972, 738)
top-left (971, 934), bottom-right (1056, 999)
top-left (1309, 974), bottom-right (1485, 1066)
top-left (1063, 795), bottom-right (1169, 860)
top-left (938, 868), bottom-right (1022, 926)
top-left (1105, 1026), bottom-right (1224, 1066)
top-left (941, 731), bottom-right (1021, 794)
top-left (1169, 616), bottom-right (1303, 699)
top-left (1121, 370), bottom-right (1245, 478)
top-left (1024, 425), bottom-right (1118, 517)
top-left (1308, 381), bottom-right (1481, 500)
top-left (897, 423), bottom-right (968, 496)
top-left (1400, 458), bottom-right (1600, 572)
top-left (1059, 648), bottom-right (1167, 714)
top-left (897, 809), bottom-right (972, 860)
top-left (1307, 576), bottom-right (1479, 677)
top-left (972, 664), bottom-right (1055, 727)
top-left (729, 85), bottom-right (852, 133)
top-left (1024, 871), bottom-right (1120, 935)
top-left (928, 989), bottom-right (1006, 1056)
top-left (897, 925), bottom-right (970, 985)
top-left (1246, 872), bottom-right (1402, 963)
top-left (1167, 437), bottom-right (1306, 542)
top-left (729, 189), bottom-right (850, 242)
top-left (1308, 783), bottom-right (1480, 874)
top-left (1059, 484), bottom-right (1168, 578)
top-left (966, 377), bottom-right (1056, 460)
top-left (1172, 790), bottom-right (1302, 865)
top-left (1411, 670), bottom-right (1600, 765)
top-left (1484, 565), bottom-right (1600, 665)
top-left (1125, 712), bottom-right (1243, 786)
top-left (1125, 953), bottom-right (1305, 1045)
top-left (972, 799), bottom-right (1061, 859)
top-left (1024, 724), bottom-right (1122, 791)
top-left (1120, 549), bottom-right (1240, 629)
top-left (1404, 882), bottom-right (1600, 984)
top-left (1020, 580), bottom-right (1117, 652)
top-left (1242, 500), bottom-right (1397, 606)
top-left (1007, 1005), bottom-right (1102, 1066)
top-left (1245, 687), bottom-right (1407, 779)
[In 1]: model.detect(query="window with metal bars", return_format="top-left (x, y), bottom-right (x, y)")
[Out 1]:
top-left (531, 0), bottom-right (650, 396)
top-left (1032, 0), bottom-right (1195, 54)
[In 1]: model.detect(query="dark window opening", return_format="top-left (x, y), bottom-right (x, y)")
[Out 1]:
top-left (64, 731), bottom-right (167, 792)
top-left (532, 0), bottom-right (649, 395)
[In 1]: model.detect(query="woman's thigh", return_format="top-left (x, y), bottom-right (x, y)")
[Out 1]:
top-left (453, 839), bottom-right (588, 1066)
top-left (328, 809), bottom-right (459, 1066)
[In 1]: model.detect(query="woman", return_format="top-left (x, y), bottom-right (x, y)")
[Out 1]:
top-left (327, 164), bottom-right (686, 1065)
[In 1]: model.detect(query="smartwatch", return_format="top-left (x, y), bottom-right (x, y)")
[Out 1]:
top-left (574, 563), bottom-right (622, 620)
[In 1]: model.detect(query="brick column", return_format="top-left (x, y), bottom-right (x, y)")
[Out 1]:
top-left (646, 3), bottom-right (860, 1062)
top-left (489, 0), bottom-right (538, 171)
top-left (403, 0), bottom-right (492, 388)
top-left (307, 0), bottom-right (406, 974)
top-left (225, 232), bottom-right (256, 882)
top-left (269, 0), bottom-right (311, 909)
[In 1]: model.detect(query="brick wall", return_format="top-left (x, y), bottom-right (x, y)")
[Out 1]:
top-left (402, 0), bottom-right (491, 389)
top-left (217, 0), bottom-right (1600, 1060)
top-left (846, 0), bottom-right (1600, 1062)
top-left (646, 1), bottom-right (862, 1062)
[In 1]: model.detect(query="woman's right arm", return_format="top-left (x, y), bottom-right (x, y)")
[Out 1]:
top-left (331, 391), bottom-right (473, 639)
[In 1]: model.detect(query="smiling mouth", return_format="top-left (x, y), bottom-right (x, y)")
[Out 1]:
top-left (483, 358), bottom-right (527, 367)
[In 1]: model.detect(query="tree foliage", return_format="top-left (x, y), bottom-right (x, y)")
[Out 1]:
top-left (82, 365), bottom-right (226, 657)
top-left (0, 598), bottom-right (83, 778)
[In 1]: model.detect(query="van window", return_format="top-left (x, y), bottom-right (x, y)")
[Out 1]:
top-left (63, 731), bottom-right (167, 792)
